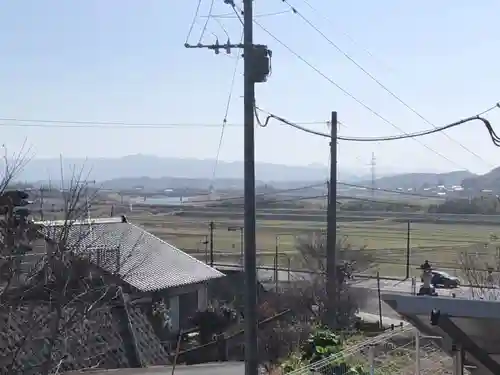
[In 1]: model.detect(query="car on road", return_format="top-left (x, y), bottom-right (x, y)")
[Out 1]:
top-left (421, 270), bottom-right (460, 288)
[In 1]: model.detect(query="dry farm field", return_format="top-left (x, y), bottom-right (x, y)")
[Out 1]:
top-left (125, 208), bottom-right (500, 277)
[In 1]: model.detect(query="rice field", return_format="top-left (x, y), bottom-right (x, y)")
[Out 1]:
top-left (128, 210), bottom-right (500, 277)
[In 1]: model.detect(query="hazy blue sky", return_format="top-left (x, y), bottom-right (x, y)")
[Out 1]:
top-left (1, 1), bottom-right (499, 175)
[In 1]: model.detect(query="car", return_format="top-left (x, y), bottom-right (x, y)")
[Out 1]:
top-left (420, 270), bottom-right (460, 288)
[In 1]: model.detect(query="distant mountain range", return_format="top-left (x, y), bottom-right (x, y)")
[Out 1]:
top-left (6, 155), bottom-right (370, 187)
top-left (462, 167), bottom-right (500, 191)
top-left (4, 154), bottom-right (496, 192)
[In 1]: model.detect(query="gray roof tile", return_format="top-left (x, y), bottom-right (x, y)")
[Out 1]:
top-left (39, 219), bottom-right (224, 291)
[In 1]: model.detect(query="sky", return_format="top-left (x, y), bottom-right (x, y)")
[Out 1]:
top-left (1, 0), bottom-right (500, 176)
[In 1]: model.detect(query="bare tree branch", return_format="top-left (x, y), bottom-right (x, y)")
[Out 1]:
top-left (1, 161), bottom-right (153, 374)
top-left (459, 247), bottom-right (500, 300)
top-left (0, 140), bottom-right (32, 193)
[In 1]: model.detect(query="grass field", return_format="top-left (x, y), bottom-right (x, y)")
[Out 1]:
top-left (122, 206), bottom-right (500, 278)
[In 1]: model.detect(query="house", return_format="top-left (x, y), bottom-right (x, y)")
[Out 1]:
top-left (1, 216), bottom-right (228, 372)
top-left (35, 216), bottom-right (225, 333)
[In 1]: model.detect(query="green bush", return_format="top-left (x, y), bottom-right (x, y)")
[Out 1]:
top-left (281, 327), bottom-right (370, 374)
top-left (300, 327), bottom-right (342, 363)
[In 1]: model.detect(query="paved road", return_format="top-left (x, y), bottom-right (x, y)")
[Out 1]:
top-left (350, 278), bottom-right (499, 325)
top-left (67, 362), bottom-right (245, 375)
top-left (350, 278), bottom-right (481, 298)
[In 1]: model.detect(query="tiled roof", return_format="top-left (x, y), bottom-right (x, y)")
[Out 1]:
top-left (39, 218), bottom-right (224, 291)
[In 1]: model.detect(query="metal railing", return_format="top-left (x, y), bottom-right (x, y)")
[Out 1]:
top-left (284, 327), bottom-right (466, 375)
top-left (286, 325), bottom-right (412, 375)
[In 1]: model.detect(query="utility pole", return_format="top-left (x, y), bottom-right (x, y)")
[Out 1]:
top-left (370, 152), bottom-right (376, 198)
top-left (228, 226), bottom-right (244, 266)
top-left (406, 220), bottom-right (411, 279)
top-left (326, 111), bottom-right (338, 329)
top-left (39, 186), bottom-right (45, 221)
top-left (185, 2), bottom-right (271, 373)
top-left (202, 235), bottom-right (209, 264)
top-left (275, 236), bottom-right (280, 292)
top-left (242, 1), bottom-right (259, 373)
top-left (209, 221), bottom-right (215, 267)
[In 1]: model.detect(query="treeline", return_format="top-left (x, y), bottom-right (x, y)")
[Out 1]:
top-left (339, 201), bottom-right (422, 213)
top-left (340, 197), bottom-right (500, 215)
top-left (428, 197), bottom-right (500, 215)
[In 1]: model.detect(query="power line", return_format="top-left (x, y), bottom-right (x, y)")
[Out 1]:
top-left (255, 105), bottom-right (500, 144)
top-left (229, 2), bottom-right (244, 27)
top-left (179, 182), bottom-right (327, 205)
top-left (254, 106), bottom-right (333, 128)
top-left (198, 0), bottom-right (215, 43)
top-left (173, 191), bottom-right (430, 209)
top-left (190, 192), bottom-right (425, 209)
top-left (212, 16), bottom-right (231, 39)
top-left (0, 121), bottom-right (236, 129)
top-left (192, 15), bottom-right (222, 43)
top-left (185, 0), bottom-right (203, 44)
top-left (204, 10), bottom-right (292, 19)
top-left (211, 33), bottom-right (243, 183)
top-left (280, 0), bottom-right (495, 169)
top-left (298, 0), bottom-right (393, 72)
top-left (144, 228), bottom-right (487, 246)
top-left (0, 118), bottom-right (328, 129)
top-left (338, 182), bottom-right (457, 200)
top-left (129, 182), bottom-right (327, 211)
top-left (249, 14), bottom-right (468, 170)
top-left (336, 195), bottom-right (421, 207)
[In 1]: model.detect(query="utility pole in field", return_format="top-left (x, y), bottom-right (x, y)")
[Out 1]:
top-left (326, 112), bottom-right (338, 329)
top-left (228, 226), bottom-right (244, 266)
top-left (39, 186), bottom-right (45, 220)
top-left (202, 235), bottom-right (209, 264)
top-left (209, 221), bottom-right (215, 267)
top-left (405, 220), bottom-right (411, 279)
top-left (185, 2), bottom-right (271, 374)
top-left (370, 152), bottom-right (376, 198)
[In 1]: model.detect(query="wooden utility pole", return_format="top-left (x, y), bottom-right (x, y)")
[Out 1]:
top-left (326, 111), bottom-right (338, 329)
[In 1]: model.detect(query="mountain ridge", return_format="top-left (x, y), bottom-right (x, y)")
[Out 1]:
top-left (2, 154), bottom-right (481, 191)
top-left (6, 154), bottom-right (362, 183)
top-left (462, 167), bottom-right (500, 190)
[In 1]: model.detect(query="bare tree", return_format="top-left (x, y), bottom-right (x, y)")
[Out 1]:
top-left (0, 141), bottom-right (32, 192)
top-left (0, 142), bottom-right (34, 294)
top-left (459, 247), bottom-right (500, 300)
top-left (1, 161), bottom-right (152, 374)
top-left (290, 232), bottom-right (374, 326)
top-left (252, 233), bottom-right (375, 373)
